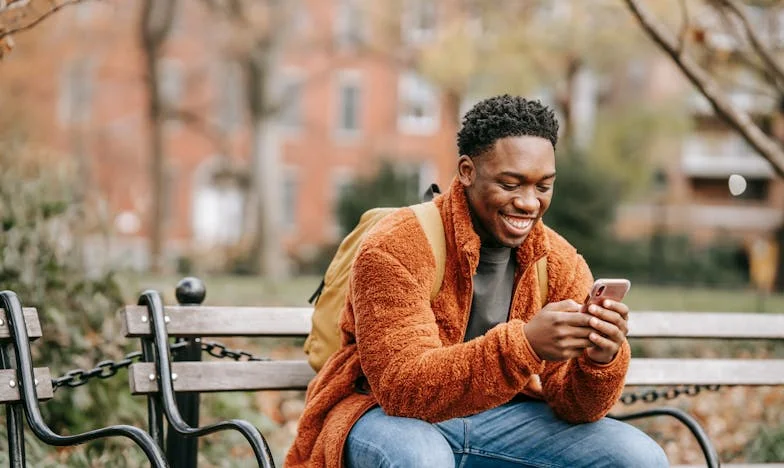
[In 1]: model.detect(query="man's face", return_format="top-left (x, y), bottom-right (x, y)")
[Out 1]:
top-left (458, 136), bottom-right (556, 248)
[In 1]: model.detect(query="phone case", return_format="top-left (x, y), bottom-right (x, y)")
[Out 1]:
top-left (583, 279), bottom-right (631, 309)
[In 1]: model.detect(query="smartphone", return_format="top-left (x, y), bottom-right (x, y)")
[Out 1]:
top-left (581, 279), bottom-right (631, 312)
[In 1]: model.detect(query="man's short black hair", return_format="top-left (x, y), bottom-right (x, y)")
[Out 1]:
top-left (457, 95), bottom-right (559, 157)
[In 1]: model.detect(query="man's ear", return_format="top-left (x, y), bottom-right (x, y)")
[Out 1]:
top-left (457, 155), bottom-right (476, 187)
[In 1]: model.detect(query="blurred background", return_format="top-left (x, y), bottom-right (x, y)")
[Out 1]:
top-left (1, 0), bottom-right (783, 465)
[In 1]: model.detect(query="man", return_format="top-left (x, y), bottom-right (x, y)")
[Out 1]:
top-left (286, 95), bottom-right (668, 467)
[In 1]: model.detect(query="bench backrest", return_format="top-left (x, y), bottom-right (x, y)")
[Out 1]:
top-left (121, 306), bottom-right (784, 394)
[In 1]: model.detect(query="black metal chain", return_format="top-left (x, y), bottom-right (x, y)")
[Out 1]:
top-left (50, 340), bottom-right (266, 391)
top-left (51, 350), bottom-right (144, 390)
top-left (199, 339), bottom-right (269, 362)
top-left (52, 342), bottom-right (717, 406)
top-left (619, 384), bottom-right (722, 405)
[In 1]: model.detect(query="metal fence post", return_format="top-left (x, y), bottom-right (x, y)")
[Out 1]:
top-left (166, 277), bottom-right (205, 468)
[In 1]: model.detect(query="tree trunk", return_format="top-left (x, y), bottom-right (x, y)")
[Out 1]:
top-left (146, 52), bottom-right (166, 273)
top-left (249, 115), bottom-right (285, 278)
top-left (443, 90), bottom-right (462, 129)
top-left (244, 51), bottom-right (286, 279)
top-left (558, 55), bottom-right (583, 154)
top-left (139, 0), bottom-right (176, 273)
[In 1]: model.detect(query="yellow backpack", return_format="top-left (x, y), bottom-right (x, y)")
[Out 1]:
top-left (304, 200), bottom-right (446, 372)
top-left (304, 188), bottom-right (549, 373)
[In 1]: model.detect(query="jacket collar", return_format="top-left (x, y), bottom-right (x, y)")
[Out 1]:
top-left (442, 177), bottom-right (550, 273)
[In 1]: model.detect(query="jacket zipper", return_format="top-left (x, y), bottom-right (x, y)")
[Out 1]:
top-left (507, 254), bottom-right (547, 322)
top-left (458, 263), bottom-right (474, 342)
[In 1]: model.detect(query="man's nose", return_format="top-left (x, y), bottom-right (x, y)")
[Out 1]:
top-left (513, 187), bottom-right (539, 213)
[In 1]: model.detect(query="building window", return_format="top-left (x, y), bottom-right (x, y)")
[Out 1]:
top-left (403, 0), bottom-right (437, 44)
top-left (398, 71), bottom-right (439, 134)
top-left (159, 59), bottom-right (183, 110)
top-left (282, 169), bottom-right (299, 232)
top-left (336, 72), bottom-right (362, 137)
top-left (57, 58), bottom-right (93, 126)
top-left (690, 177), bottom-right (770, 202)
top-left (192, 159), bottom-right (246, 247)
top-left (335, 0), bottom-right (365, 48)
top-left (217, 61), bottom-right (244, 132)
top-left (279, 74), bottom-right (304, 131)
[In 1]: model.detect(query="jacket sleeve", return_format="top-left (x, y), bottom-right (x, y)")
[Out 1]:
top-left (351, 246), bottom-right (544, 423)
top-left (539, 254), bottom-right (631, 423)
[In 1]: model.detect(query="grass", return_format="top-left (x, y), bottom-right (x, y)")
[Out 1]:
top-left (623, 284), bottom-right (784, 313)
top-left (118, 273), bottom-right (784, 313)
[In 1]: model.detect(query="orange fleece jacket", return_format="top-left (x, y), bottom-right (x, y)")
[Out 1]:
top-left (285, 178), bottom-right (630, 467)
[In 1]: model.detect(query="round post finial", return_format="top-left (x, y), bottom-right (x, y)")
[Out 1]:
top-left (175, 277), bottom-right (206, 305)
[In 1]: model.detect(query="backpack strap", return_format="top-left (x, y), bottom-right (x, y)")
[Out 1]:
top-left (422, 183), bottom-right (441, 202)
top-left (410, 202), bottom-right (446, 301)
top-left (535, 255), bottom-right (548, 308)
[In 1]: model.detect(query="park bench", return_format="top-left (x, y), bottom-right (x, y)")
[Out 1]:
top-left (121, 277), bottom-right (784, 468)
top-left (0, 290), bottom-right (168, 467)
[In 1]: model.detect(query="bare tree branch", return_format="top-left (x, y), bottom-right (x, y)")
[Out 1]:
top-left (623, 0), bottom-right (784, 177)
top-left (0, 0), bottom-right (88, 39)
top-left (718, 0), bottom-right (784, 91)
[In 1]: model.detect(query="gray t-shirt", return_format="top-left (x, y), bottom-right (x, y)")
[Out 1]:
top-left (463, 245), bottom-right (516, 342)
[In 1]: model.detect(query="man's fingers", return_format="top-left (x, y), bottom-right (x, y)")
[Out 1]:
top-left (587, 316), bottom-right (625, 343)
top-left (561, 338), bottom-right (593, 349)
top-left (554, 310), bottom-right (593, 327)
top-left (545, 299), bottom-right (582, 312)
top-left (588, 331), bottom-right (618, 351)
top-left (601, 300), bottom-right (629, 320)
top-left (585, 305), bottom-right (628, 335)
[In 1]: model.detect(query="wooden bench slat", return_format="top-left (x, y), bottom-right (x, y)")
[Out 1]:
top-left (629, 312), bottom-right (784, 339)
top-left (129, 361), bottom-right (317, 394)
top-left (627, 359), bottom-right (784, 386)
top-left (123, 307), bottom-right (784, 340)
top-left (128, 358), bottom-right (784, 394)
top-left (0, 368), bottom-right (54, 402)
top-left (0, 308), bottom-right (43, 341)
top-left (122, 306), bottom-right (313, 337)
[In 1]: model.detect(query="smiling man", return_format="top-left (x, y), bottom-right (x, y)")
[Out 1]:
top-left (286, 95), bottom-right (668, 467)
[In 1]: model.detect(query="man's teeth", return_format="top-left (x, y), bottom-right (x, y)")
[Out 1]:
top-left (503, 215), bottom-right (532, 230)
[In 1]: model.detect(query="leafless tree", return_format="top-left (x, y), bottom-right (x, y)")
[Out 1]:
top-left (623, 0), bottom-right (784, 177)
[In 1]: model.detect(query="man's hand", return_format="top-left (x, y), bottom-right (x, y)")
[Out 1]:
top-left (582, 299), bottom-right (629, 364)
top-left (523, 300), bottom-right (594, 361)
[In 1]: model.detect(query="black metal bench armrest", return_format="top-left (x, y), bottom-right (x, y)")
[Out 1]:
top-left (139, 290), bottom-right (275, 468)
top-left (0, 291), bottom-right (168, 468)
top-left (610, 406), bottom-right (720, 468)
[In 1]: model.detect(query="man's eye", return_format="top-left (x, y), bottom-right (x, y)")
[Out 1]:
top-left (537, 185), bottom-right (552, 193)
top-left (499, 183), bottom-right (518, 191)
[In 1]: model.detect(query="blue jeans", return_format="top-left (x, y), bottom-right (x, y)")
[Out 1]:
top-left (345, 401), bottom-right (669, 467)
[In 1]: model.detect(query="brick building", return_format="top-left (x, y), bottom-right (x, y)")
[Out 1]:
top-left (2, 1), bottom-right (462, 272)
top-left (2, 1), bottom-right (782, 280)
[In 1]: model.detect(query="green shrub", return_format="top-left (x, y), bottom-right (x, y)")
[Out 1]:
top-left (747, 423), bottom-right (784, 461)
top-left (335, 160), bottom-right (421, 237)
top-left (0, 148), bottom-right (148, 463)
